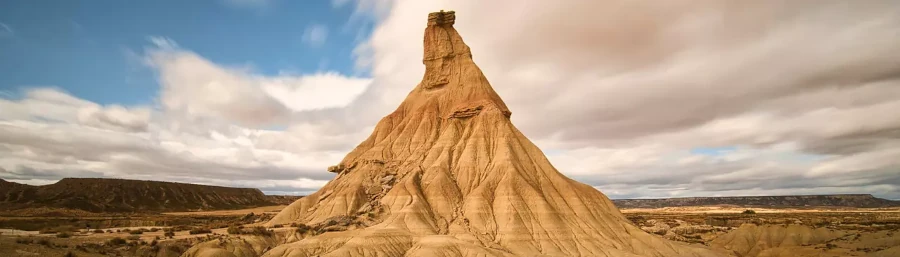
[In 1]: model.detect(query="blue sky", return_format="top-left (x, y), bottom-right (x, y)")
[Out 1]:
top-left (0, 0), bottom-right (897, 199)
top-left (0, 0), bottom-right (369, 106)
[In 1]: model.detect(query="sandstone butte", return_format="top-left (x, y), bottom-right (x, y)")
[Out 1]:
top-left (257, 11), bottom-right (727, 257)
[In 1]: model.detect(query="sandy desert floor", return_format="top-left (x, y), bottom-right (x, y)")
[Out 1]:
top-left (2, 205), bottom-right (899, 257)
top-left (0, 205), bottom-right (291, 257)
top-left (161, 205), bottom-right (286, 216)
top-left (622, 206), bottom-right (900, 257)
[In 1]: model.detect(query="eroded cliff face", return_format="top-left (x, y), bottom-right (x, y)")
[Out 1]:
top-left (261, 11), bottom-right (726, 257)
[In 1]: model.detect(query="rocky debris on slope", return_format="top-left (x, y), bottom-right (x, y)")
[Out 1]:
top-left (256, 10), bottom-right (725, 257)
top-left (614, 194), bottom-right (900, 209)
top-left (636, 219), bottom-right (731, 245)
top-left (0, 178), bottom-right (278, 213)
top-left (869, 245), bottom-right (900, 257)
top-left (449, 105), bottom-right (484, 119)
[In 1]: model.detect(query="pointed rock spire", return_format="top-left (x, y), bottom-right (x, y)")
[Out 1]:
top-left (253, 11), bottom-right (725, 257)
top-left (422, 10), bottom-right (471, 90)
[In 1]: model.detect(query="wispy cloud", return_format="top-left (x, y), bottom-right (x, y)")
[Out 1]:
top-left (0, 22), bottom-right (14, 38)
top-left (302, 24), bottom-right (329, 47)
top-left (147, 36), bottom-right (179, 49)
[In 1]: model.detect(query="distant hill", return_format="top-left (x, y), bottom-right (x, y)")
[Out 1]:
top-left (612, 194), bottom-right (900, 209)
top-left (0, 178), bottom-right (293, 213)
top-left (265, 195), bottom-right (304, 205)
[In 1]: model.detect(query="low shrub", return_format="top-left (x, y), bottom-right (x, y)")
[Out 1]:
top-left (39, 225), bottom-right (77, 234)
top-left (295, 223), bottom-right (311, 234)
top-left (107, 237), bottom-right (127, 246)
top-left (227, 226), bottom-right (273, 236)
top-left (250, 227), bottom-right (273, 236)
top-left (271, 224), bottom-right (284, 228)
top-left (149, 228), bottom-right (160, 232)
top-left (126, 235), bottom-right (141, 241)
top-left (227, 226), bottom-right (241, 235)
top-left (163, 231), bottom-right (175, 238)
top-left (170, 225), bottom-right (191, 231)
top-left (188, 227), bottom-right (212, 235)
top-left (16, 237), bottom-right (33, 244)
top-left (57, 232), bottom-right (73, 238)
top-left (93, 229), bottom-right (104, 233)
top-left (742, 209), bottom-right (757, 214)
top-left (129, 230), bottom-right (143, 235)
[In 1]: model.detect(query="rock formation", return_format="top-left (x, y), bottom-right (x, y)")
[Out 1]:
top-left (263, 11), bottom-right (725, 257)
top-left (0, 178), bottom-right (277, 213)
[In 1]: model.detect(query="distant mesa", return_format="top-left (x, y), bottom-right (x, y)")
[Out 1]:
top-left (613, 194), bottom-right (900, 209)
top-left (0, 177), bottom-right (299, 214)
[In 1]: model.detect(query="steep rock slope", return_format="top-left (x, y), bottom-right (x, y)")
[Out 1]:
top-left (263, 11), bottom-right (724, 257)
top-left (0, 178), bottom-right (31, 196)
top-left (0, 178), bottom-right (276, 213)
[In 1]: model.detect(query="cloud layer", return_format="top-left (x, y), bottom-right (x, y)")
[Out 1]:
top-left (342, 0), bottom-right (900, 199)
top-left (2, 0), bottom-right (899, 199)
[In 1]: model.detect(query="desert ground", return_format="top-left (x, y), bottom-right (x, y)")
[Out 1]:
top-left (161, 205), bottom-right (286, 216)
top-left (0, 205), bottom-right (292, 257)
top-left (2, 205), bottom-right (899, 257)
top-left (622, 207), bottom-right (900, 257)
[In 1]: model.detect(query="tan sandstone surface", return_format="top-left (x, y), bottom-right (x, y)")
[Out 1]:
top-left (187, 11), bottom-right (727, 257)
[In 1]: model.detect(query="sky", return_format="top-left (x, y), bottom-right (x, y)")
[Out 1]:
top-left (1, 0), bottom-right (899, 199)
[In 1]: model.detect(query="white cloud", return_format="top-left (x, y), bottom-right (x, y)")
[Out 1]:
top-left (338, 0), bottom-right (900, 199)
top-left (4, 0), bottom-right (900, 199)
top-left (0, 37), bottom-right (373, 194)
top-left (0, 88), bottom-right (151, 132)
top-left (144, 38), bottom-right (372, 127)
top-left (77, 105), bottom-right (152, 133)
top-left (262, 72), bottom-right (370, 111)
top-left (302, 24), bottom-right (329, 47)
